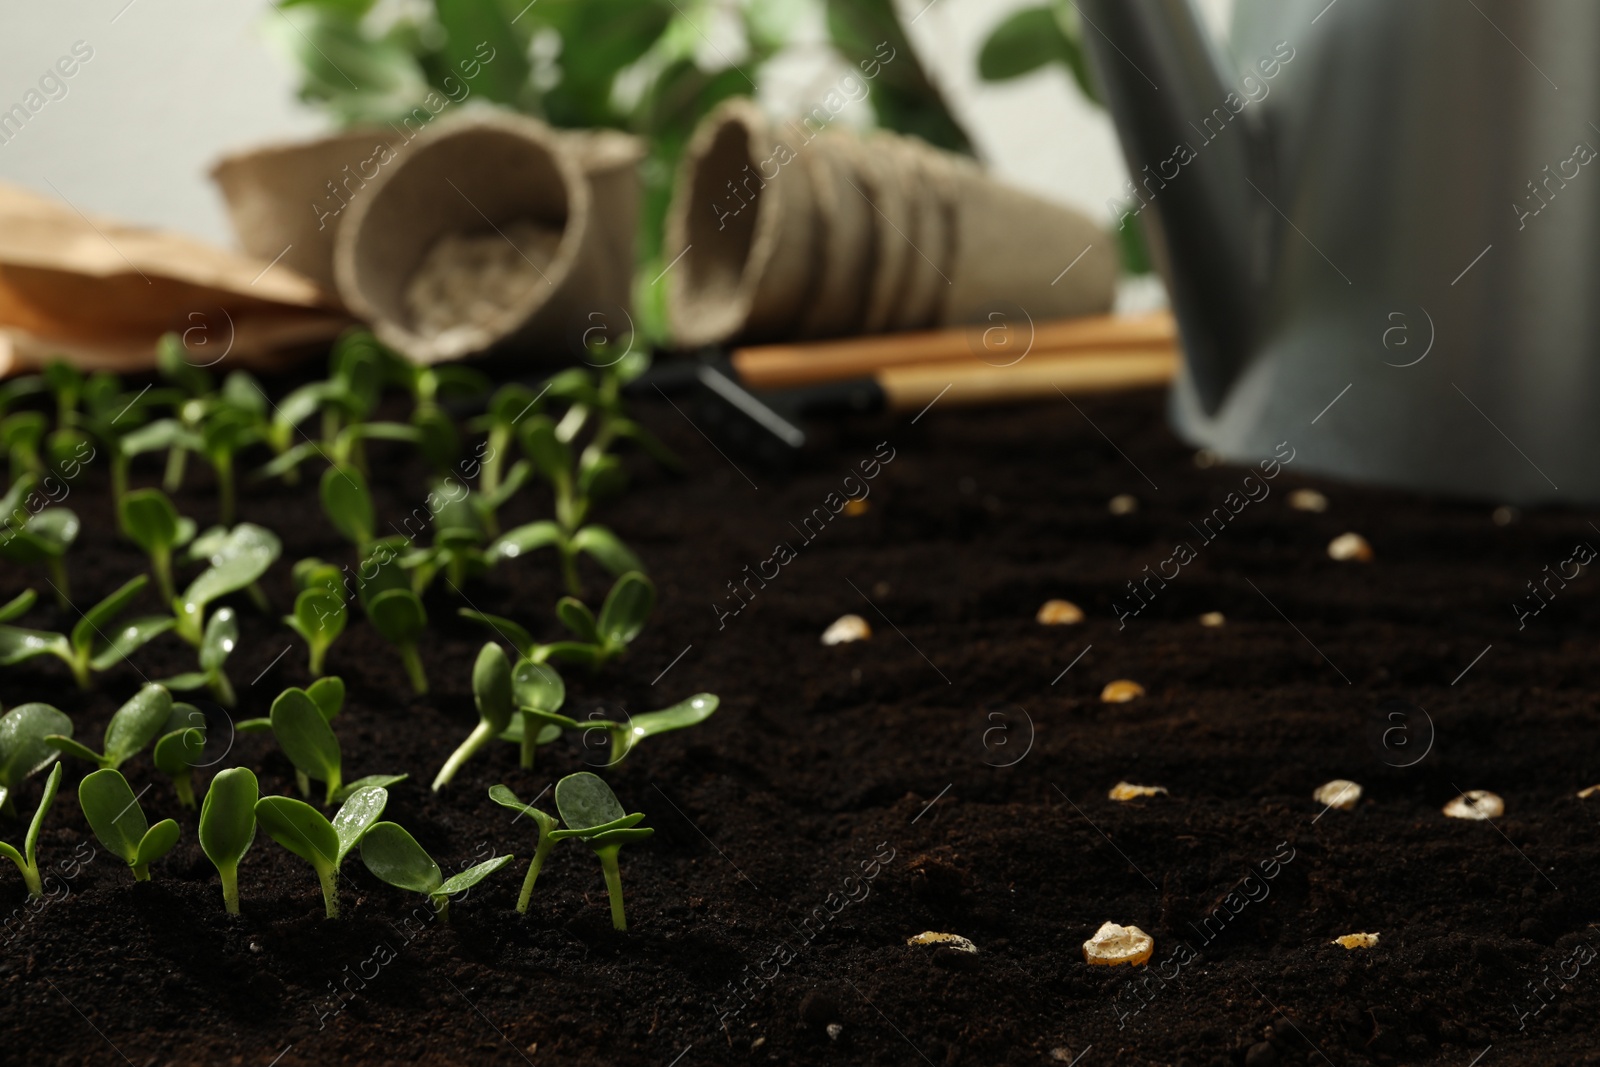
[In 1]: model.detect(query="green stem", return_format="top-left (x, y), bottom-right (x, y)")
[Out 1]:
top-left (46, 555), bottom-right (70, 607)
top-left (163, 445), bottom-right (187, 492)
top-left (22, 864), bottom-right (41, 900)
top-left (152, 549), bottom-right (174, 605)
top-left (295, 769), bottom-right (311, 799)
top-left (317, 862), bottom-right (339, 919)
top-left (220, 864), bottom-right (240, 915)
top-left (323, 771), bottom-right (344, 809)
top-left (516, 834), bottom-right (555, 914)
top-left (431, 893), bottom-right (451, 922)
top-left (132, 861), bottom-right (151, 882)
top-left (217, 457), bottom-right (235, 526)
top-left (519, 711), bottom-right (537, 770)
top-left (598, 847), bottom-right (627, 931)
top-left (400, 644), bottom-right (428, 694)
top-left (68, 651), bottom-right (91, 691)
top-left (559, 544), bottom-right (581, 597)
top-left (173, 773), bottom-right (196, 809)
top-left (432, 721), bottom-right (495, 790)
top-left (246, 583), bottom-right (270, 613)
top-left (308, 642), bottom-right (326, 678)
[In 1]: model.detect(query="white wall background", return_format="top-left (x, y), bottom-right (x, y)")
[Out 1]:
top-left (0, 0), bottom-right (1232, 248)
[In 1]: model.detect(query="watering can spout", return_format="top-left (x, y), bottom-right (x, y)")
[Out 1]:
top-left (1077, 0), bottom-right (1268, 414)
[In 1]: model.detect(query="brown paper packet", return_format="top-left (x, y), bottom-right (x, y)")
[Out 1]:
top-left (0, 182), bottom-right (347, 377)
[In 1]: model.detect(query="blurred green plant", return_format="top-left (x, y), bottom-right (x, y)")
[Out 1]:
top-left (265, 0), bottom-right (974, 338)
top-left (976, 1), bottom-right (1149, 274)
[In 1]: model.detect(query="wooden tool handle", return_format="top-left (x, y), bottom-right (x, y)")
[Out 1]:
top-left (732, 311), bottom-right (1176, 390)
top-left (877, 348), bottom-right (1178, 412)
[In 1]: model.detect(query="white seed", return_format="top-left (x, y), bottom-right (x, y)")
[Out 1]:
top-left (907, 931), bottom-right (977, 953)
top-left (821, 614), bottom-right (871, 645)
top-left (1108, 494), bottom-right (1139, 515)
top-left (1109, 782), bottom-right (1168, 802)
top-left (751, 1037), bottom-right (766, 1051)
top-left (1332, 932), bottom-right (1379, 950)
top-left (1443, 790), bottom-right (1504, 820)
top-left (1578, 784), bottom-right (1600, 799)
top-left (1313, 779), bottom-right (1362, 811)
top-left (1199, 611), bottom-right (1226, 628)
top-left (1327, 532), bottom-right (1374, 562)
top-left (1289, 488), bottom-right (1329, 512)
top-left (1101, 679), bottom-right (1145, 703)
top-left (1082, 921), bottom-right (1153, 966)
top-left (826, 1024), bottom-right (843, 1042)
top-left (1037, 599), bottom-right (1085, 625)
top-left (1050, 1050), bottom-right (1076, 1064)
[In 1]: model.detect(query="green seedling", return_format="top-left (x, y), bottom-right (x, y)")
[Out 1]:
top-left (0, 702), bottom-right (71, 816)
top-left (320, 465), bottom-right (374, 550)
top-left (285, 586), bottom-right (346, 677)
top-left (160, 606), bottom-right (238, 706)
top-left (43, 360), bottom-right (83, 427)
top-left (0, 589), bottom-right (33, 624)
top-left (488, 784), bottom-right (560, 914)
top-left (46, 682), bottom-right (173, 769)
top-left (255, 784), bottom-right (387, 917)
top-left (120, 487), bottom-right (196, 602)
top-left (486, 413), bottom-right (643, 595)
top-left (2, 410), bottom-right (46, 480)
top-left (469, 383), bottom-right (543, 501)
top-left (83, 373), bottom-right (165, 511)
top-left (175, 522), bottom-right (281, 645)
top-left (270, 685), bottom-right (404, 806)
top-left (78, 767), bottom-right (180, 881)
top-left (0, 576), bottom-right (174, 689)
top-left (548, 772), bottom-right (652, 931)
top-left (358, 821), bottom-right (512, 921)
top-left (402, 481), bottom-right (494, 593)
top-left (0, 762), bottom-right (61, 897)
top-left (458, 571), bottom-right (654, 672)
top-left (367, 587), bottom-right (428, 694)
top-left (237, 674), bottom-right (344, 735)
top-left (507, 659), bottom-right (570, 769)
top-left (589, 693), bottom-right (720, 768)
top-left (0, 476), bottom-right (79, 604)
top-left (152, 702), bottom-right (207, 808)
top-left (199, 766), bottom-right (258, 914)
top-left (432, 643), bottom-right (513, 791)
top-left (198, 403), bottom-right (260, 525)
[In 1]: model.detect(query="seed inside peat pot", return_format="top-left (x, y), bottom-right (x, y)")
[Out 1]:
top-left (1036, 599), bottom-right (1084, 625)
top-left (1313, 779), bottom-right (1362, 810)
top-left (1082, 921), bottom-right (1154, 966)
top-left (1100, 679), bottom-right (1145, 703)
top-left (1327, 531), bottom-right (1374, 561)
top-left (820, 614), bottom-right (871, 645)
top-left (1108, 781), bottom-right (1168, 801)
top-left (1333, 932), bottom-right (1380, 950)
top-left (1443, 789), bottom-right (1504, 820)
top-left (1108, 494), bottom-right (1139, 515)
top-left (1289, 488), bottom-right (1329, 512)
top-left (1198, 611), bottom-right (1226, 627)
top-left (907, 931), bottom-right (978, 953)
top-left (404, 220), bottom-right (562, 343)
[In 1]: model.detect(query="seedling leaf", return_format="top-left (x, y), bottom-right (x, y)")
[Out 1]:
top-left (435, 854), bottom-right (514, 897)
top-left (556, 598), bottom-right (599, 645)
top-left (320, 465), bottom-right (374, 548)
top-left (270, 687), bottom-right (342, 804)
top-left (255, 795), bottom-right (338, 869)
top-left (553, 771), bottom-right (627, 831)
top-left (0, 589), bottom-right (36, 624)
top-left (597, 571), bottom-right (654, 648)
top-left (359, 822), bottom-right (441, 895)
top-left (332, 774), bottom-right (407, 802)
top-left (487, 520), bottom-right (562, 563)
top-left (102, 684), bottom-right (174, 768)
top-left (199, 767), bottom-right (258, 914)
top-left (308, 676), bottom-right (345, 720)
top-left (512, 659), bottom-right (565, 712)
top-left (610, 693), bottom-right (719, 765)
top-left (135, 819), bottom-right (181, 872)
top-left (0, 703), bottom-right (71, 810)
top-left (458, 608), bottom-right (535, 658)
top-left (571, 525), bottom-right (644, 575)
top-left (331, 785), bottom-right (387, 865)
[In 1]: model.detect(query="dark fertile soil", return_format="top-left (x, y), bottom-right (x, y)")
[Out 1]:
top-left (1, 382), bottom-right (1598, 1067)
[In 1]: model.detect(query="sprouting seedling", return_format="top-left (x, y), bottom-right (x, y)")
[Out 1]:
top-left (120, 487), bottom-right (195, 603)
top-left (0, 475), bottom-right (79, 604)
top-left (402, 481), bottom-right (491, 593)
top-left (458, 572), bottom-right (655, 672)
top-left (0, 762), bottom-right (61, 898)
top-left (589, 693), bottom-right (720, 768)
top-left (199, 399), bottom-right (261, 526)
top-left (469, 382), bottom-right (543, 503)
top-left (78, 766), bottom-right (180, 881)
top-left (507, 659), bottom-right (570, 769)
top-left (174, 522), bottom-right (281, 646)
top-left (160, 606), bottom-right (238, 707)
top-left (431, 643), bottom-right (513, 791)
top-left (320, 464), bottom-right (375, 552)
top-left (0, 702), bottom-right (71, 816)
top-left (367, 587), bottom-right (429, 694)
top-left (0, 574), bottom-right (174, 689)
top-left (199, 767), bottom-right (258, 915)
top-left (46, 682), bottom-right (173, 769)
top-left (485, 414), bottom-right (644, 595)
top-left (152, 702), bottom-right (207, 808)
top-left (255, 784), bottom-right (387, 918)
top-left (548, 772), bottom-right (653, 931)
top-left (269, 685), bottom-right (405, 806)
top-left (285, 586), bottom-right (347, 677)
top-left (358, 822), bottom-right (513, 922)
top-left (488, 784), bottom-right (560, 914)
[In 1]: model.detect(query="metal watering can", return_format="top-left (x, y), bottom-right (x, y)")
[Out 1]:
top-left (1078, 0), bottom-right (1600, 503)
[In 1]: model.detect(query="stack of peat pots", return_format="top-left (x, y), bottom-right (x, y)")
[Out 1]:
top-left (663, 98), bottom-right (1118, 348)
